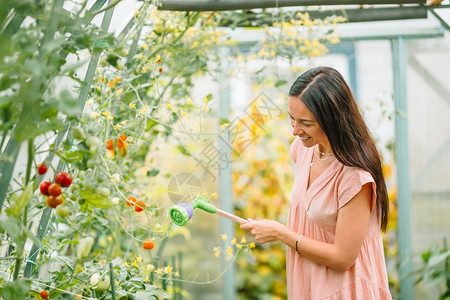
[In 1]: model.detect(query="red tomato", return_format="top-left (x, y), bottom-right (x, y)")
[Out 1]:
top-left (37, 164), bottom-right (47, 175)
top-left (106, 139), bottom-right (114, 150)
top-left (55, 172), bottom-right (72, 188)
top-left (48, 183), bottom-right (62, 196)
top-left (126, 196), bottom-right (136, 206)
top-left (134, 200), bottom-right (146, 212)
top-left (143, 238), bottom-right (155, 250)
top-left (39, 181), bottom-right (52, 196)
top-left (40, 290), bottom-right (49, 299)
top-left (47, 195), bottom-right (63, 208)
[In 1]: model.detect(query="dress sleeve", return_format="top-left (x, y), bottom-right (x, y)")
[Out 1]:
top-left (337, 169), bottom-right (377, 212)
top-left (290, 137), bottom-right (300, 163)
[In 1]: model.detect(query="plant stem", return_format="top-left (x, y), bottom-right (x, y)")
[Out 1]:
top-left (12, 138), bottom-right (34, 281)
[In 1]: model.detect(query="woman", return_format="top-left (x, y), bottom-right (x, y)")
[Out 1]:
top-left (241, 67), bottom-right (392, 299)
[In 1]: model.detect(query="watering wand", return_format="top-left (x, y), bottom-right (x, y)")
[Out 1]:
top-left (169, 194), bottom-right (247, 226)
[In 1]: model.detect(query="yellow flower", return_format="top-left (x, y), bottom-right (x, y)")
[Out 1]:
top-left (139, 104), bottom-right (148, 114)
top-left (129, 103), bottom-right (136, 109)
top-left (76, 295), bottom-right (82, 299)
top-left (231, 237), bottom-right (237, 245)
top-left (121, 120), bottom-right (128, 126)
top-left (116, 88), bottom-right (123, 95)
top-left (240, 236), bottom-right (247, 244)
top-left (249, 242), bottom-right (255, 248)
top-left (147, 264), bottom-right (155, 272)
top-left (141, 43), bottom-right (148, 50)
top-left (174, 271), bottom-right (180, 277)
top-left (203, 97), bottom-right (208, 104)
top-left (132, 260), bottom-right (138, 267)
top-left (156, 268), bottom-right (163, 275)
top-left (192, 41), bottom-right (199, 48)
top-left (102, 111), bottom-right (110, 116)
top-left (226, 247), bottom-right (233, 256)
top-left (155, 54), bottom-right (162, 63)
top-left (187, 99), bottom-right (192, 105)
top-left (167, 104), bottom-right (172, 109)
top-left (211, 192), bottom-right (217, 198)
top-left (136, 256), bottom-right (143, 263)
top-left (107, 80), bottom-right (115, 88)
top-left (221, 234), bottom-right (228, 241)
top-left (90, 112), bottom-right (100, 119)
top-left (164, 266), bottom-right (173, 273)
top-left (236, 243), bottom-right (242, 249)
top-left (181, 111), bottom-right (187, 117)
top-left (202, 106), bottom-right (208, 111)
top-left (113, 124), bottom-right (121, 130)
top-left (123, 261), bottom-right (129, 267)
top-left (143, 275), bottom-right (150, 283)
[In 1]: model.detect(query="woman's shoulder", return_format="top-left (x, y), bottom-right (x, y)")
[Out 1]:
top-left (337, 164), bottom-right (374, 186)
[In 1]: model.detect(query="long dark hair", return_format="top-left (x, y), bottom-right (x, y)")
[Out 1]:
top-left (289, 66), bottom-right (389, 231)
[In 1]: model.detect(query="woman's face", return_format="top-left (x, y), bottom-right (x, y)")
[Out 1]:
top-left (288, 95), bottom-right (330, 150)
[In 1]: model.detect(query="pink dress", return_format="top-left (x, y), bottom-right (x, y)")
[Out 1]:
top-left (286, 137), bottom-right (392, 299)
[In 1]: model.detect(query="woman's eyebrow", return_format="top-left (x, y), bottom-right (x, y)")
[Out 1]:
top-left (287, 112), bottom-right (315, 123)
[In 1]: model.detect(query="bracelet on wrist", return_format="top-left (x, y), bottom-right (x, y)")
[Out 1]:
top-left (295, 234), bottom-right (303, 255)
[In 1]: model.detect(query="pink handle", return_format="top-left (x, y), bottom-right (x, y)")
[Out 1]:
top-left (216, 209), bottom-right (248, 224)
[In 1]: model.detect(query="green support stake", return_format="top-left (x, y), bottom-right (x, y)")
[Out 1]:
top-left (392, 37), bottom-right (415, 300)
top-left (218, 46), bottom-right (236, 300)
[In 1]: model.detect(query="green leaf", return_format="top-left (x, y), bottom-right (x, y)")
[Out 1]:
top-left (6, 183), bottom-right (33, 216)
top-left (0, 215), bottom-right (25, 250)
top-left (22, 226), bottom-right (42, 249)
top-left (63, 150), bottom-right (85, 163)
top-left (133, 291), bottom-right (156, 300)
top-left (60, 58), bottom-right (89, 74)
top-left (79, 189), bottom-right (112, 208)
top-left (57, 90), bottom-right (81, 115)
top-left (146, 119), bottom-right (159, 131)
top-left (176, 145), bottom-right (190, 156)
top-left (146, 168), bottom-right (159, 177)
top-left (0, 279), bottom-right (31, 300)
top-left (144, 285), bottom-right (172, 298)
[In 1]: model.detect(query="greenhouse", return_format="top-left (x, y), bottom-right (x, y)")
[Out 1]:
top-left (0, 0), bottom-right (449, 299)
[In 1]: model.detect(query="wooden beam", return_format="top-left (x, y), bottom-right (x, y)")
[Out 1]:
top-left (158, 0), bottom-right (426, 11)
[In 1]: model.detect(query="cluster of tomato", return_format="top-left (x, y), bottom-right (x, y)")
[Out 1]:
top-left (125, 196), bottom-right (155, 250)
top-left (126, 196), bottom-right (146, 212)
top-left (38, 163), bottom-right (72, 209)
top-left (106, 134), bottom-right (128, 158)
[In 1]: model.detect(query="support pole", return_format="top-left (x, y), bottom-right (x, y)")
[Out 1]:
top-left (218, 46), bottom-right (236, 300)
top-left (391, 37), bottom-right (415, 300)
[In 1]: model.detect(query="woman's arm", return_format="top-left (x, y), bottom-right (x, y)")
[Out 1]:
top-left (240, 183), bottom-right (372, 272)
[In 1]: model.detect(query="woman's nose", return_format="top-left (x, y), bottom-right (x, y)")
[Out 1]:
top-left (292, 123), bottom-right (302, 136)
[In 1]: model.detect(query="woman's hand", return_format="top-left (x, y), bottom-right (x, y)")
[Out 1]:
top-left (240, 219), bottom-right (287, 244)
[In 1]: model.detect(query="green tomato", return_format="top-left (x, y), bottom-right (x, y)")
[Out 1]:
top-left (71, 127), bottom-right (86, 140)
top-left (86, 136), bottom-right (101, 148)
top-left (77, 236), bottom-right (94, 259)
top-left (56, 205), bottom-right (70, 217)
top-left (90, 273), bottom-right (110, 292)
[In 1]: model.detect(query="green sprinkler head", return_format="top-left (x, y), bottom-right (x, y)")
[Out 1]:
top-left (169, 194), bottom-right (217, 226)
